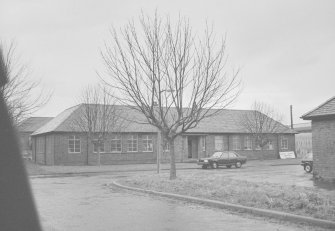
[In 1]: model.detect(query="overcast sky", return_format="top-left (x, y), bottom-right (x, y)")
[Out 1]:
top-left (1, 0), bottom-right (334, 125)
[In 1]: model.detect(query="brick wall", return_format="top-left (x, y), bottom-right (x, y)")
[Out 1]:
top-left (38, 132), bottom-right (159, 165)
top-left (33, 132), bottom-right (295, 165)
top-left (184, 133), bottom-right (295, 160)
top-left (35, 136), bottom-right (45, 164)
top-left (312, 118), bottom-right (335, 181)
top-left (54, 133), bottom-right (88, 165)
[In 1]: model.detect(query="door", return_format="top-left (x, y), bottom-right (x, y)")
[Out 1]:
top-left (188, 136), bottom-right (199, 159)
top-left (228, 152), bottom-right (237, 165)
top-left (191, 138), bottom-right (198, 159)
top-left (219, 152), bottom-right (229, 165)
top-left (188, 140), bottom-right (192, 158)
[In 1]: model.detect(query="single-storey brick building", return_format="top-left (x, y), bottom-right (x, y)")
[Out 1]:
top-left (302, 96), bottom-right (335, 181)
top-left (31, 104), bottom-right (295, 165)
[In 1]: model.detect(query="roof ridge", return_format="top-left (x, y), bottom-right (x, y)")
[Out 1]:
top-left (301, 96), bottom-right (335, 118)
top-left (73, 104), bottom-right (255, 112)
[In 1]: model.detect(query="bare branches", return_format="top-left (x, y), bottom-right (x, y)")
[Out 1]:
top-left (70, 85), bottom-right (127, 165)
top-left (71, 85), bottom-right (126, 137)
top-left (101, 12), bottom-right (240, 179)
top-left (240, 101), bottom-right (284, 148)
top-left (102, 13), bottom-right (240, 137)
top-left (0, 42), bottom-right (51, 125)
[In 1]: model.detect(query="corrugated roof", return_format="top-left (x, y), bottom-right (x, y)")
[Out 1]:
top-left (301, 96), bottom-right (335, 119)
top-left (18, 117), bottom-right (54, 132)
top-left (32, 104), bottom-right (295, 136)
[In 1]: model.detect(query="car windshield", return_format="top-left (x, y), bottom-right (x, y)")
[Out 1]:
top-left (211, 152), bottom-right (222, 158)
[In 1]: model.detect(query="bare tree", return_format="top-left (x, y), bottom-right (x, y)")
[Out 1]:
top-left (0, 42), bottom-right (51, 125)
top-left (101, 12), bottom-right (240, 179)
top-left (70, 85), bottom-right (126, 165)
top-left (240, 101), bottom-right (284, 149)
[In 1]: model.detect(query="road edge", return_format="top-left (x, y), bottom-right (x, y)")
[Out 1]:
top-left (112, 181), bottom-right (335, 229)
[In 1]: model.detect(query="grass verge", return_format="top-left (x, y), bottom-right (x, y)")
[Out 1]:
top-left (119, 172), bottom-right (335, 221)
top-left (24, 160), bottom-right (52, 175)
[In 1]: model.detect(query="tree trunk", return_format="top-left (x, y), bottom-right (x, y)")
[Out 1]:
top-left (169, 138), bottom-right (176, 180)
top-left (98, 149), bottom-right (101, 166)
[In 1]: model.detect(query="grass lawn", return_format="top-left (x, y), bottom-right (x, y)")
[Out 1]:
top-left (24, 160), bottom-right (52, 175)
top-left (119, 171), bottom-right (335, 221)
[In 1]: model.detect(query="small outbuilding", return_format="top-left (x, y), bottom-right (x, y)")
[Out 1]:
top-left (301, 96), bottom-right (335, 181)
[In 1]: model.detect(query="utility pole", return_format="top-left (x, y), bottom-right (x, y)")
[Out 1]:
top-left (290, 105), bottom-right (293, 129)
top-left (157, 129), bottom-right (161, 173)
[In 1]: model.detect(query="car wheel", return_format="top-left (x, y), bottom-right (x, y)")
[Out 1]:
top-left (235, 162), bottom-right (242, 168)
top-left (211, 162), bottom-right (218, 169)
top-left (202, 165), bottom-right (208, 169)
top-left (226, 165), bottom-right (232, 168)
top-left (304, 164), bottom-right (312, 173)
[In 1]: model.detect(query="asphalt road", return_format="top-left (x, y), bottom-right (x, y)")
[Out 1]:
top-left (30, 175), bottom-right (329, 231)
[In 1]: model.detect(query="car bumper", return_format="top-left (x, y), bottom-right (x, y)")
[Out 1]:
top-left (197, 162), bottom-right (210, 166)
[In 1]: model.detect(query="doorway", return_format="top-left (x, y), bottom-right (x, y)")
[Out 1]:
top-left (187, 136), bottom-right (199, 159)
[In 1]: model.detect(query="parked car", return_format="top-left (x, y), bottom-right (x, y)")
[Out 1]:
top-left (198, 151), bottom-right (247, 169)
top-left (301, 152), bottom-right (313, 173)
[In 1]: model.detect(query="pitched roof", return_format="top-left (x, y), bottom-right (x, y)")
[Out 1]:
top-left (32, 105), bottom-right (81, 135)
top-left (32, 104), bottom-right (295, 136)
top-left (32, 104), bottom-right (158, 135)
top-left (301, 96), bottom-right (335, 120)
top-left (18, 117), bottom-right (54, 133)
top-left (187, 109), bottom-right (295, 134)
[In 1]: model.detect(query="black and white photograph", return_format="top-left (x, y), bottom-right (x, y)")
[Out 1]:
top-left (1, 0), bottom-right (335, 230)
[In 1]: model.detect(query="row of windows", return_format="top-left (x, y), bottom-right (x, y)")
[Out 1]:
top-left (68, 135), bottom-right (154, 154)
top-left (68, 134), bottom-right (289, 153)
top-left (214, 136), bottom-right (288, 151)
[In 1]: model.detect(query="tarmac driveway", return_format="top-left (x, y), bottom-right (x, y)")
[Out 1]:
top-left (30, 175), bottom-right (328, 231)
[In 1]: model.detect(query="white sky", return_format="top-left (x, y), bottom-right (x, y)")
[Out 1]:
top-left (1, 0), bottom-right (334, 125)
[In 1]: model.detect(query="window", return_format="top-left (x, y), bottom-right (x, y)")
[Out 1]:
top-left (215, 136), bottom-right (224, 151)
top-left (221, 152), bottom-right (229, 158)
top-left (229, 152), bottom-right (237, 158)
top-left (266, 140), bottom-right (273, 150)
top-left (127, 135), bottom-right (138, 152)
top-left (68, 135), bottom-right (80, 153)
top-left (111, 135), bottom-right (122, 152)
top-left (244, 136), bottom-right (252, 150)
top-left (201, 136), bottom-right (206, 151)
top-left (143, 135), bottom-right (153, 152)
top-left (255, 141), bottom-right (261, 150)
top-left (232, 136), bottom-right (241, 150)
top-left (281, 137), bottom-right (288, 149)
top-left (212, 152), bottom-right (222, 158)
top-left (93, 140), bottom-right (105, 153)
